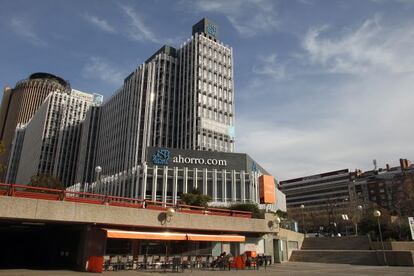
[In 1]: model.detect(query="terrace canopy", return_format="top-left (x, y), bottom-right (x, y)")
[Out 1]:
top-left (104, 229), bottom-right (245, 242)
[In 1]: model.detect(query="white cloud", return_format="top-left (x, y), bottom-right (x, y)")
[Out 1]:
top-left (182, 0), bottom-right (279, 37)
top-left (253, 54), bottom-right (286, 80)
top-left (9, 17), bottom-right (46, 47)
top-left (83, 14), bottom-right (115, 33)
top-left (238, 73), bottom-right (414, 180)
top-left (237, 16), bottom-right (414, 180)
top-left (119, 4), bottom-right (159, 43)
top-left (82, 57), bottom-right (126, 86)
top-left (302, 16), bottom-right (414, 75)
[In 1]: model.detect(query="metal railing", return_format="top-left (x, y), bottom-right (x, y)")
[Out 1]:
top-left (0, 183), bottom-right (252, 218)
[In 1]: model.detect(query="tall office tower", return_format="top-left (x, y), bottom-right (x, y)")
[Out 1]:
top-left (94, 19), bottom-right (235, 180)
top-left (0, 73), bottom-right (70, 179)
top-left (75, 105), bottom-right (101, 185)
top-left (8, 89), bottom-right (101, 186)
top-left (95, 46), bottom-right (178, 178)
top-left (177, 18), bottom-right (235, 152)
top-left (53, 90), bottom-right (103, 186)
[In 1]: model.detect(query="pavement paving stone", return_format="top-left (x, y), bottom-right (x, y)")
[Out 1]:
top-left (0, 262), bottom-right (413, 276)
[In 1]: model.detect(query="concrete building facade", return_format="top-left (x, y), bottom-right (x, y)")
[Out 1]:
top-left (75, 106), bottom-right (101, 185)
top-left (77, 147), bottom-right (286, 212)
top-left (93, 18), bottom-right (235, 180)
top-left (67, 19), bottom-right (286, 213)
top-left (6, 89), bottom-right (102, 186)
top-left (0, 73), bottom-right (70, 178)
top-left (354, 159), bottom-right (414, 216)
top-left (279, 169), bottom-right (354, 214)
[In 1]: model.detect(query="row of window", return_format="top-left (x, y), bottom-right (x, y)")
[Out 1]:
top-left (199, 56), bottom-right (232, 75)
top-left (198, 80), bottom-right (233, 101)
top-left (198, 69), bottom-right (232, 88)
top-left (199, 109), bottom-right (232, 125)
top-left (198, 36), bottom-right (231, 61)
top-left (198, 94), bottom-right (233, 113)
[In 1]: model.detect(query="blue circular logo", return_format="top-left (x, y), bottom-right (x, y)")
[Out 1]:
top-left (207, 25), bottom-right (217, 36)
top-left (152, 149), bottom-right (171, 165)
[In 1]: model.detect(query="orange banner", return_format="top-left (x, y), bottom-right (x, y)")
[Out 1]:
top-left (259, 175), bottom-right (276, 204)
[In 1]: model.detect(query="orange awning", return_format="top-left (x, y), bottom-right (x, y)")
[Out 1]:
top-left (104, 229), bottom-right (245, 242)
top-left (104, 229), bottom-right (187, 240)
top-left (187, 234), bottom-right (245, 242)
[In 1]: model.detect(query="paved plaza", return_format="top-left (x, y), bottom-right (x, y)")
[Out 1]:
top-left (1, 262), bottom-right (413, 276)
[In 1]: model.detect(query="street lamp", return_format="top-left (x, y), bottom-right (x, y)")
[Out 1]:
top-left (374, 210), bottom-right (387, 265)
top-left (166, 207), bottom-right (175, 222)
top-left (300, 204), bottom-right (305, 234)
top-left (355, 205), bottom-right (363, 236)
top-left (275, 216), bottom-right (281, 225)
top-left (164, 207), bottom-right (175, 271)
top-left (95, 166), bottom-right (102, 195)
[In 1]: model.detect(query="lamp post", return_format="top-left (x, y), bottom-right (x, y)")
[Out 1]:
top-left (95, 166), bottom-right (102, 195)
top-left (341, 214), bottom-right (349, 236)
top-left (165, 207), bottom-right (175, 271)
top-left (374, 210), bottom-right (387, 265)
top-left (300, 204), bottom-right (305, 234)
top-left (166, 207), bottom-right (175, 221)
top-left (355, 205), bottom-right (363, 236)
top-left (275, 216), bottom-right (281, 232)
top-left (275, 216), bottom-right (281, 225)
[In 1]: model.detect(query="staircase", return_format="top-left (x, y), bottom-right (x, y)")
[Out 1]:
top-left (300, 236), bottom-right (370, 250)
top-left (290, 236), bottom-right (380, 265)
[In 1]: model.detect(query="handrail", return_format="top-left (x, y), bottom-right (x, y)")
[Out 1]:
top-left (0, 183), bottom-right (252, 218)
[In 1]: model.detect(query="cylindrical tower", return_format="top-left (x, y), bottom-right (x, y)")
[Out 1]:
top-left (0, 73), bottom-right (70, 179)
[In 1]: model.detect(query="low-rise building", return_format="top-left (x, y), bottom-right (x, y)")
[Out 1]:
top-left (73, 146), bottom-right (286, 212)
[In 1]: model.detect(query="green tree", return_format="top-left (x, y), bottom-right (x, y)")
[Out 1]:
top-left (228, 202), bottom-right (264, 219)
top-left (30, 174), bottom-right (63, 190)
top-left (276, 209), bottom-right (288, 219)
top-left (180, 188), bottom-right (212, 207)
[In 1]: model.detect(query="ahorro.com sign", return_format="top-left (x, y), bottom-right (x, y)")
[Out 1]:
top-left (145, 147), bottom-right (257, 172)
top-left (151, 148), bottom-right (227, 167)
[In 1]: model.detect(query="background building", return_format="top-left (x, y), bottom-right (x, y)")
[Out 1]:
top-left (0, 73), bottom-right (70, 179)
top-left (6, 89), bottom-right (102, 186)
top-left (279, 169), bottom-right (353, 209)
top-left (279, 158), bottom-right (414, 233)
top-left (354, 158), bottom-right (414, 216)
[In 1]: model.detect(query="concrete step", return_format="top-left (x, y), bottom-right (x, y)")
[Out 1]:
top-left (290, 250), bottom-right (379, 266)
top-left (301, 236), bottom-right (370, 250)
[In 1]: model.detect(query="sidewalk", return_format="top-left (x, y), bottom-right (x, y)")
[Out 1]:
top-left (1, 262), bottom-right (413, 276)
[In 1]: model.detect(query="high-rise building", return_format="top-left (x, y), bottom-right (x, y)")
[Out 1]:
top-left (94, 18), bottom-right (235, 179)
top-left (74, 105), bottom-right (101, 185)
top-left (69, 19), bottom-right (287, 210)
top-left (0, 73), bottom-right (70, 179)
top-left (177, 18), bottom-right (235, 152)
top-left (7, 89), bottom-right (102, 186)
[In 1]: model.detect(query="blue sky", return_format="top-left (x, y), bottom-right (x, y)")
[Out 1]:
top-left (1, 0), bottom-right (414, 180)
